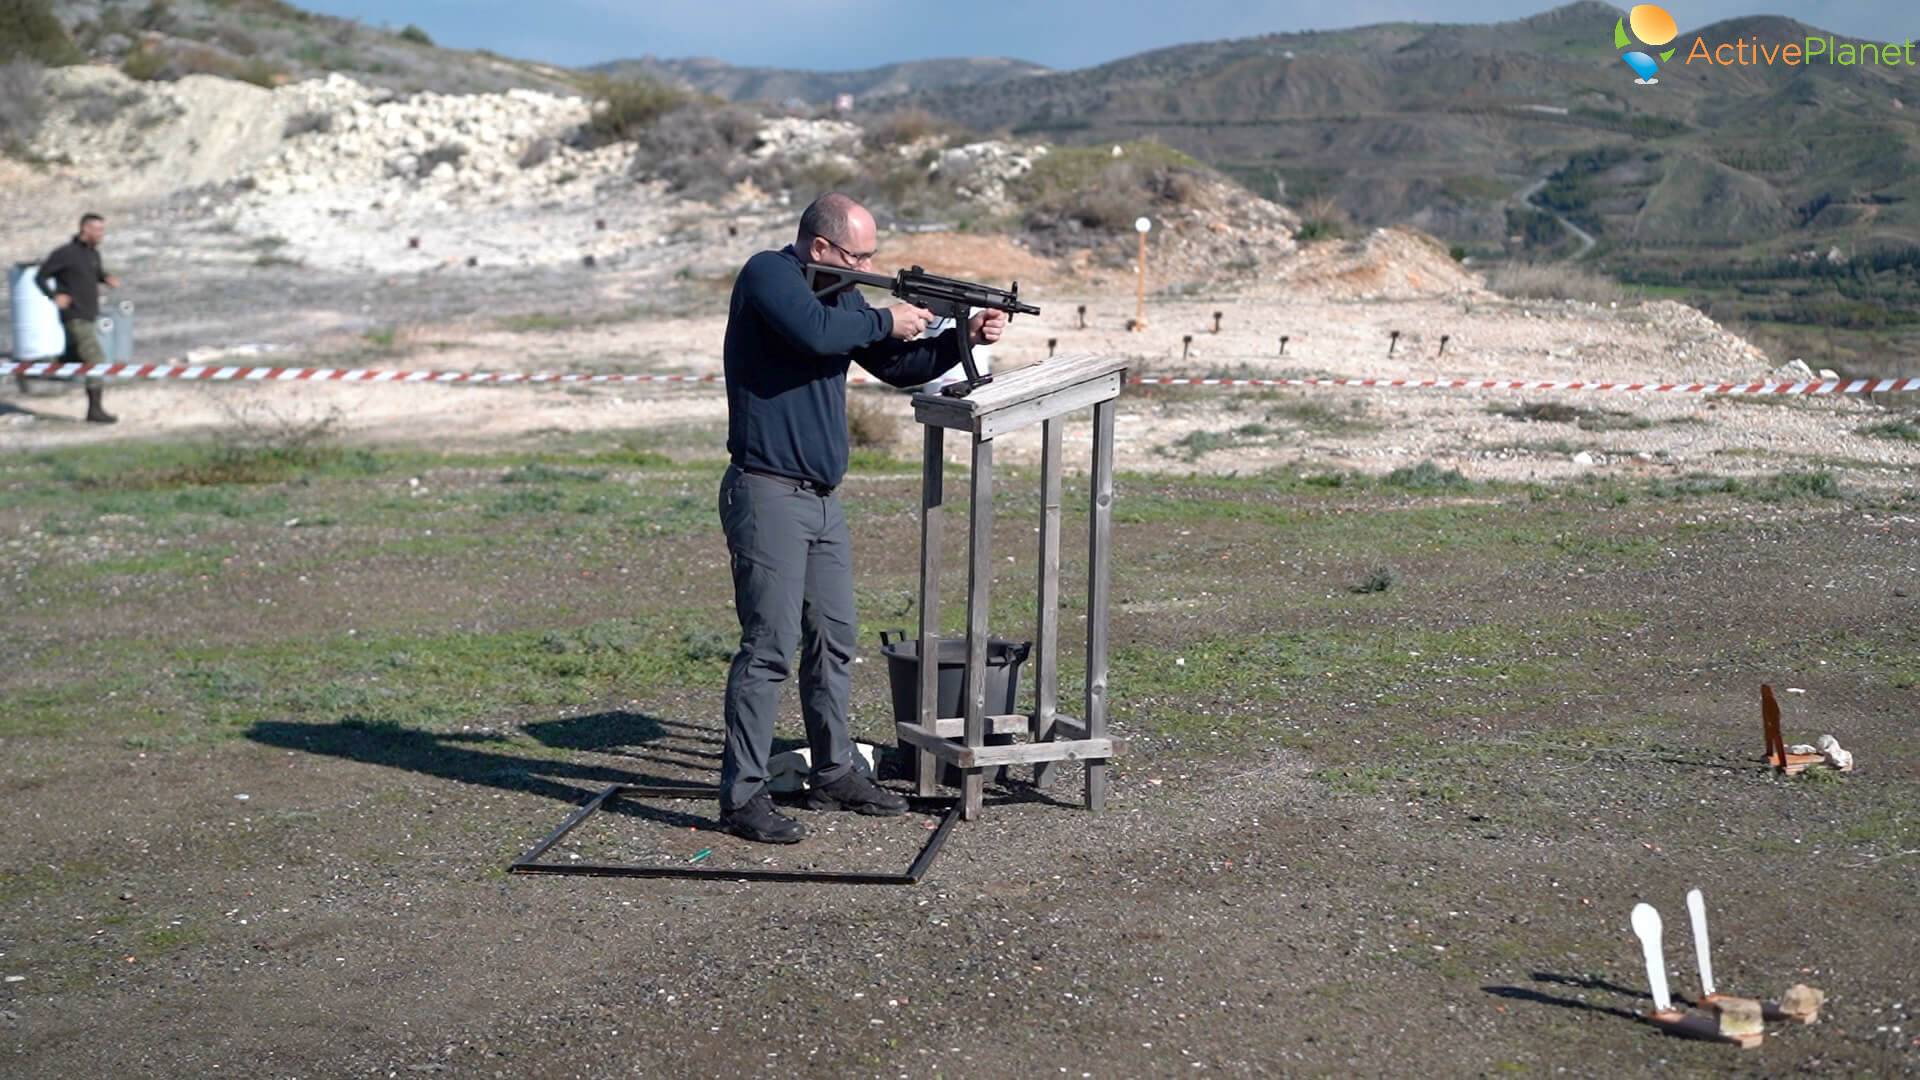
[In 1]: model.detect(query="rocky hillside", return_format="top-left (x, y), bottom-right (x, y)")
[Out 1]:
top-left (592, 55), bottom-right (1048, 106)
top-left (878, 2), bottom-right (1920, 375)
top-left (6, 63), bottom-right (1298, 286)
top-left (49, 0), bottom-right (577, 94)
top-left (887, 3), bottom-right (1920, 252)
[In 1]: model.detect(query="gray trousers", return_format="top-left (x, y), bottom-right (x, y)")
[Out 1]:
top-left (717, 465), bottom-right (860, 810)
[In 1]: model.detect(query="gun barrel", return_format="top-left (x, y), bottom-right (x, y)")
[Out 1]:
top-left (805, 263), bottom-right (1040, 316)
top-left (902, 281), bottom-right (1040, 316)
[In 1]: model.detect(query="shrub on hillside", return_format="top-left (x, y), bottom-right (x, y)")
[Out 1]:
top-left (121, 41), bottom-right (285, 87)
top-left (0, 57), bottom-right (43, 154)
top-left (1293, 195), bottom-right (1348, 243)
top-left (1016, 141), bottom-right (1210, 233)
top-left (863, 107), bottom-right (948, 150)
top-left (283, 109), bottom-right (333, 137)
top-left (625, 97), bottom-right (765, 199)
top-left (120, 44), bottom-right (166, 80)
top-left (1485, 262), bottom-right (1625, 304)
top-left (212, 25), bottom-right (260, 57)
top-left (398, 24), bottom-right (433, 46)
top-left (0, 0), bottom-right (81, 65)
top-left (583, 75), bottom-right (688, 147)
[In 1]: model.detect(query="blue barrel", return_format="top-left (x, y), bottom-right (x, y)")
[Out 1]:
top-left (6, 262), bottom-right (67, 360)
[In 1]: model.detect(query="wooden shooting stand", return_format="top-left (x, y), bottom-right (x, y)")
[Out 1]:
top-left (898, 354), bottom-right (1130, 820)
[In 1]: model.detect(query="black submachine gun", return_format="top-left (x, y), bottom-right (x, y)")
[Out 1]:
top-left (804, 263), bottom-right (1039, 398)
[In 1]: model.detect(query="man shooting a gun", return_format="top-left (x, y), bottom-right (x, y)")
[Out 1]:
top-left (714, 192), bottom-right (1013, 843)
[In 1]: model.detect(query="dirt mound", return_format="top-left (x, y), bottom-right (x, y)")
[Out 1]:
top-left (1267, 227), bottom-right (1489, 301)
top-left (874, 232), bottom-right (1060, 286)
top-left (28, 66), bottom-right (290, 200)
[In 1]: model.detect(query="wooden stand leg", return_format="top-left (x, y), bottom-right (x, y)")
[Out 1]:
top-left (961, 435), bottom-right (994, 820)
top-left (1084, 399), bottom-right (1114, 811)
top-left (915, 425), bottom-right (944, 797)
top-left (1032, 418), bottom-right (1063, 790)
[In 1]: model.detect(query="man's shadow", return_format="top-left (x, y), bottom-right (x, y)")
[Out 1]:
top-left (0, 397), bottom-right (74, 422)
top-left (246, 711), bottom-right (808, 831)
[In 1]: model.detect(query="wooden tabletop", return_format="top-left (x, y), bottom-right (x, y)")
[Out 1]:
top-left (912, 354), bottom-right (1128, 437)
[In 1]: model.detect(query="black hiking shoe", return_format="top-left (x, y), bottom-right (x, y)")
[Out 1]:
top-left (719, 794), bottom-right (807, 845)
top-left (805, 770), bottom-right (910, 817)
top-left (85, 386), bottom-right (116, 424)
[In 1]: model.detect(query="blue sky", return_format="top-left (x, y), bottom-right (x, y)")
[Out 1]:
top-left (299, 2), bottom-right (1916, 70)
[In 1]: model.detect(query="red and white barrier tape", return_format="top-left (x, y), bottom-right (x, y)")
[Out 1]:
top-left (4, 360), bottom-right (1916, 396)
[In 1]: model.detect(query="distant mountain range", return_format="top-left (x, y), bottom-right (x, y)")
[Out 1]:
top-left (881, 2), bottom-right (1920, 258)
top-left (595, 4), bottom-right (1920, 266)
top-left (37, 0), bottom-right (1920, 370)
top-left (588, 55), bottom-right (1049, 105)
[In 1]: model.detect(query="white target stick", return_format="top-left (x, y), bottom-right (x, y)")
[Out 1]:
top-left (1631, 903), bottom-right (1673, 1013)
top-left (1686, 888), bottom-right (1715, 998)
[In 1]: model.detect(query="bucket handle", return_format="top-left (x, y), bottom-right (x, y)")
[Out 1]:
top-left (879, 629), bottom-right (907, 649)
top-left (1004, 640), bottom-right (1032, 665)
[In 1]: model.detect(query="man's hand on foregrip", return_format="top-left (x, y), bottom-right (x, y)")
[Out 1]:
top-left (886, 303), bottom-right (934, 341)
top-left (969, 308), bottom-right (1008, 346)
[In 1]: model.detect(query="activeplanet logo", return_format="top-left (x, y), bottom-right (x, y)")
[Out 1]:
top-left (1615, 4), bottom-right (1679, 84)
top-left (1614, 4), bottom-right (1919, 85)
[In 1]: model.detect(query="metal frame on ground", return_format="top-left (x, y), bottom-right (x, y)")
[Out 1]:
top-left (508, 783), bottom-right (962, 885)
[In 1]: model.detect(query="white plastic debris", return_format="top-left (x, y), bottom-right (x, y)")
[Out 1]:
top-left (1788, 737), bottom-right (1854, 772)
top-left (1816, 734), bottom-right (1854, 772)
top-left (766, 742), bottom-right (879, 794)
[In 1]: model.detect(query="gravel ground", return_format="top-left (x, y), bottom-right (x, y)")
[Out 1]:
top-left (0, 449), bottom-right (1915, 1077)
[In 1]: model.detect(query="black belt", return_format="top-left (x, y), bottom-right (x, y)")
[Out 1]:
top-left (740, 467), bottom-right (834, 497)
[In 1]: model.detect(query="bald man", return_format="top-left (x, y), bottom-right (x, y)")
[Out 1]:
top-left (715, 192), bottom-right (1009, 843)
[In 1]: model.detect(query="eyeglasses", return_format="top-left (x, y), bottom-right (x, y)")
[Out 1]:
top-left (822, 236), bottom-right (876, 265)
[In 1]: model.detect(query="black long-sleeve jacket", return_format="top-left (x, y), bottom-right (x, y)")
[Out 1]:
top-left (722, 245), bottom-right (961, 489)
top-left (35, 236), bottom-right (108, 322)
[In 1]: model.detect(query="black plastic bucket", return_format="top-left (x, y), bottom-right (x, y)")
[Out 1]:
top-left (878, 630), bottom-right (1030, 785)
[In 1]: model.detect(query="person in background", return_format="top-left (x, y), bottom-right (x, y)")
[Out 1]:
top-left (36, 212), bottom-right (121, 424)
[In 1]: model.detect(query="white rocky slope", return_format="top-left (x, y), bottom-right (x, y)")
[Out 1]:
top-left (19, 69), bottom-right (1105, 276)
top-left (21, 68), bottom-right (668, 272)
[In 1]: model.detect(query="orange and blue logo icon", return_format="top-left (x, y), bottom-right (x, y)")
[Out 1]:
top-left (1616, 4), bottom-right (1679, 83)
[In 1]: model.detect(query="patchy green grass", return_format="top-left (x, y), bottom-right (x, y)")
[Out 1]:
top-left (1492, 400), bottom-right (1655, 432)
top-left (17, 615), bottom-right (741, 745)
top-left (1313, 725), bottom-right (1640, 804)
top-left (846, 448), bottom-right (919, 475)
top-left (1349, 566), bottom-right (1396, 594)
top-left (47, 546), bottom-right (234, 585)
top-left (1115, 611), bottom-right (1639, 750)
top-left (1753, 470), bottom-right (1843, 501)
top-left (1384, 462), bottom-right (1471, 491)
top-left (1159, 425), bottom-right (1276, 462)
top-left (1264, 398), bottom-right (1381, 435)
top-left (1858, 417), bottom-right (1920, 442)
top-left (19, 440), bottom-right (384, 497)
